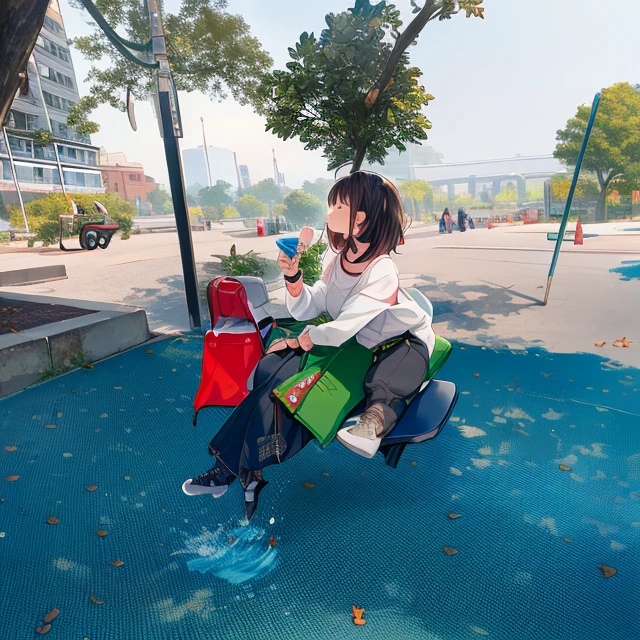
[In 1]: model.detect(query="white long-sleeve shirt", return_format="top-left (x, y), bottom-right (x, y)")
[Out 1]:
top-left (285, 250), bottom-right (436, 356)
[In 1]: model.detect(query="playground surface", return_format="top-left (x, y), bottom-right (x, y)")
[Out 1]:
top-left (1, 335), bottom-right (639, 640)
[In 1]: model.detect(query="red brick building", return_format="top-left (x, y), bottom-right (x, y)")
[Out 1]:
top-left (99, 148), bottom-right (157, 209)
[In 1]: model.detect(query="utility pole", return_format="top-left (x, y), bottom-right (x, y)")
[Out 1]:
top-left (78, 0), bottom-right (202, 330)
top-left (201, 117), bottom-right (212, 188)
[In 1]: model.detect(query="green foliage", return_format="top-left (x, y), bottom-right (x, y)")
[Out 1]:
top-left (66, 96), bottom-right (100, 135)
top-left (494, 188), bottom-right (518, 204)
top-left (273, 203), bottom-right (288, 217)
top-left (302, 178), bottom-right (334, 204)
top-left (31, 129), bottom-right (54, 146)
top-left (555, 83), bottom-right (640, 219)
top-left (212, 244), bottom-right (267, 277)
top-left (202, 205), bottom-right (222, 221)
top-left (525, 186), bottom-right (544, 201)
top-left (550, 174), bottom-right (599, 202)
top-left (222, 205), bottom-right (240, 218)
top-left (199, 181), bottom-right (233, 209)
top-left (245, 178), bottom-right (285, 204)
top-left (236, 194), bottom-right (268, 218)
top-left (399, 180), bottom-right (433, 202)
top-left (299, 240), bottom-right (327, 286)
top-left (69, 0), bottom-right (272, 130)
top-left (146, 185), bottom-right (174, 214)
top-left (282, 190), bottom-right (324, 227)
top-left (11, 192), bottom-right (135, 246)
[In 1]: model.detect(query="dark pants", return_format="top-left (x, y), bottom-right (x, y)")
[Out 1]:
top-left (458, 214), bottom-right (466, 231)
top-left (204, 335), bottom-right (429, 487)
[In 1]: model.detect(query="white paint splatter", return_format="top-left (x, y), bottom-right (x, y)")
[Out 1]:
top-left (611, 541), bottom-right (626, 551)
top-left (471, 626), bottom-right (489, 636)
top-left (556, 454), bottom-right (578, 466)
top-left (493, 416), bottom-right (507, 424)
top-left (542, 409), bottom-right (563, 421)
top-left (504, 408), bottom-right (535, 422)
top-left (539, 517), bottom-right (558, 536)
top-left (458, 426), bottom-right (487, 438)
top-left (449, 467), bottom-right (463, 476)
top-left (570, 473), bottom-right (584, 483)
top-left (583, 519), bottom-right (618, 537)
top-left (575, 443), bottom-right (608, 459)
top-left (499, 441), bottom-right (511, 455)
top-left (591, 470), bottom-right (607, 480)
top-left (472, 458), bottom-right (492, 469)
top-left (478, 447), bottom-right (492, 456)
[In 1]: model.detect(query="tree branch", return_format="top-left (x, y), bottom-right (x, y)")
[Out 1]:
top-left (365, 0), bottom-right (440, 109)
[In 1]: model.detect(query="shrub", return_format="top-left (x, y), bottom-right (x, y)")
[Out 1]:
top-left (222, 205), bottom-right (240, 219)
top-left (299, 239), bottom-right (327, 285)
top-left (212, 244), bottom-right (267, 277)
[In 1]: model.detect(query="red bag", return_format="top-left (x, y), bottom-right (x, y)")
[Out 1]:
top-left (193, 278), bottom-right (264, 422)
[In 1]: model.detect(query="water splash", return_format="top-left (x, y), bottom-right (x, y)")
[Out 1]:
top-left (175, 525), bottom-right (279, 585)
top-left (610, 260), bottom-right (640, 281)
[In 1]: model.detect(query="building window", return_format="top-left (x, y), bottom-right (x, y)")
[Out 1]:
top-left (8, 137), bottom-right (34, 158)
top-left (42, 91), bottom-right (76, 113)
top-left (129, 173), bottom-right (141, 182)
top-left (114, 182), bottom-right (119, 192)
top-left (6, 110), bottom-right (38, 131)
top-left (39, 65), bottom-right (74, 90)
top-left (36, 35), bottom-right (71, 62)
top-left (43, 15), bottom-right (63, 34)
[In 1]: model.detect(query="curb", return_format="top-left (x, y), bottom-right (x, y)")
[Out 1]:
top-left (0, 293), bottom-right (149, 399)
top-left (0, 265), bottom-right (67, 286)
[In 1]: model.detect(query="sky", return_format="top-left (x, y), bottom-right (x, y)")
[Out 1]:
top-left (59, 0), bottom-right (640, 189)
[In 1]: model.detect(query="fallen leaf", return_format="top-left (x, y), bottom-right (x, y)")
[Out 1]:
top-left (146, 349), bottom-right (153, 354)
top-left (86, 486), bottom-right (98, 492)
top-left (4, 446), bottom-right (17, 452)
top-left (598, 565), bottom-right (616, 578)
top-left (473, 373), bottom-right (480, 377)
top-left (97, 530), bottom-right (108, 537)
top-left (448, 513), bottom-right (461, 520)
top-left (44, 424), bottom-right (56, 429)
top-left (47, 517), bottom-right (59, 525)
top-left (229, 537), bottom-right (236, 545)
top-left (71, 389), bottom-right (77, 393)
top-left (36, 624), bottom-right (51, 635)
top-left (353, 618), bottom-right (366, 626)
top-left (613, 337), bottom-right (632, 348)
top-left (5, 475), bottom-right (19, 482)
top-left (110, 559), bottom-right (124, 567)
top-left (10, 328), bottom-right (18, 334)
top-left (303, 482), bottom-right (314, 488)
top-left (82, 364), bottom-right (94, 369)
top-left (322, 472), bottom-right (330, 477)
top-left (563, 538), bottom-right (571, 543)
top-left (90, 595), bottom-right (103, 605)
top-left (44, 609), bottom-right (60, 623)
top-left (411, 461), bottom-right (417, 466)
top-left (558, 464), bottom-right (572, 471)
top-left (595, 342), bottom-right (606, 347)
top-left (444, 547), bottom-right (458, 556)
top-left (352, 606), bottom-right (364, 619)
top-left (269, 537), bottom-right (277, 547)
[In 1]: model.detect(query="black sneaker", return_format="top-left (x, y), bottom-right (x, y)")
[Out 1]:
top-left (244, 479), bottom-right (269, 522)
top-left (182, 465), bottom-right (235, 498)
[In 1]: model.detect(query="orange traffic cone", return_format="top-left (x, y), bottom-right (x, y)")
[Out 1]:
top-left (488, 219), bottom-right (494, 229)
top-left (574, 218), bottom-right (583, 245)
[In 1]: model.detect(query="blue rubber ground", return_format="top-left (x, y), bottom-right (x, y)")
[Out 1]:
top-left (1, 337), bottom-right (638, 639)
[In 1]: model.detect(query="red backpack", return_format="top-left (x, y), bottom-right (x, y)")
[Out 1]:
top-left (193, 277), bottom-right (267, 423)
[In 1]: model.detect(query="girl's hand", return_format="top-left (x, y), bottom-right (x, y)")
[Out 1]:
top-left (277, 251), bottom-right (301, 277)
top-left (265, 338), bottom-right (288, 355)
top-left (285, 337), bottom-right (299, 350)
top-left (298, 331), bottom-right (314, 352)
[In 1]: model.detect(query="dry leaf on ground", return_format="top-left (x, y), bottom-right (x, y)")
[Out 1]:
top-left (411, 461), bottom-right (417, 466)
top-left (44, 424), bottom-right (56, 429)
top-left (47, 517), bottom-right (59, 525)
top-left (82, 364), bottom-right (94, 369)
top-left (563, 538), bottom-right (571, 543)
top-left (444, 547), bottom-right (458, 556)
top-left (352, 606), bottom-right (364, 619)
top-left (448, 513), bottom-right (461, 520)
top-left (36, 624), bottom-right (51, 635)
top-left (90, 595), bottom-right (103, 605)
top-left (269, 537), bottom-right (277, 547)
top-left (322, 472), bottom-right (330, 476)
top-left (595, 342), bottom-right (606, 347)
top-left (598, 565), bottom-right (616, 578)
top-left (110, 559), bottom-right (124, 567)
top-left (97, 530), bottom-right (108, 537)
top-left (558, 464), bottom-right (572, 471)
top-left (473, 373), bottom-right (480, 377)
top-left (4, 446), bottom-right (17, 451)
top-left (5, 475), bottom-right (19, 482)
top-left (146, 349), bottom-right (153, 354)
top-left (353, 618), bottom-right (366, 626)
top-left (303, 482), bottom-right (314, 488)
top-left (86, 486), bottom-right (97, 492)
top-left (613, 337), bottom-right (632, 348)
top-left (43, 609), bottom-right (60, 623)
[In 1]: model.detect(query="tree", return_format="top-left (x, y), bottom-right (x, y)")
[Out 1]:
top-left (146, 186), bottom-right (174, 215)
top-left (0, 0), bottom-right (49, 126)
top-left (245, 178), bottom-right (284, 205)
top-left (410, 143), bottom-right (444, 165)
top-left (555, 83), bottom-right (640, 221)
top-left (259, 0), bottom-right (483, 172)
top-left (550, 174), bottom-right (599, 203)
top-left (236, 194), bottom-right (268, 218)
top-left (68, 0), bottom-right (272, 131)
top-left (282, 190), bottom-right (324, 227)
top-left (199, 180), bottom-right (233, 209)
top-left (302, 178), bottom-right (334, 204)
top-left (398, 179), bottom-right (433, 215)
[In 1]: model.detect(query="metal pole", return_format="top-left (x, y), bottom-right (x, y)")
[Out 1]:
top-left (200, 117), bottom-right (212, 188)
top-left (147, 0), bottom-right (201, 329)
top-left (543, 92), bottom-right (601, 306)
top-left (2, 127), bottom-right (29, 233)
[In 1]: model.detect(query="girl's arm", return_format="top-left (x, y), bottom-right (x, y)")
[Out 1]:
top-left (304, 260), bottom-right (398, 348)
top-left (284, 250), bottom-right (335, 321)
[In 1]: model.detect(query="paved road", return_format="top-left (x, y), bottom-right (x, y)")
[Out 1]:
top-left (1, 222), bottom-right (639, 366)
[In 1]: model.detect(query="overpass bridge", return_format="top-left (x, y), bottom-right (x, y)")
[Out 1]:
top-left (412, 155), bottom-right (566, 202)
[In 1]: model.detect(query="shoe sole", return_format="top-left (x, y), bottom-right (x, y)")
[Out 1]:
top-left (181, 479), bottom-right (228, 498)
top-left (336, 429), bottom-right (380, 459)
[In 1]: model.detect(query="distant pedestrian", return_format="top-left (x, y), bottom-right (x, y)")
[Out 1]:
top-left (457, 207), bottom-right (468, 232)
top-left (439, 207), bottom-right (452, 234)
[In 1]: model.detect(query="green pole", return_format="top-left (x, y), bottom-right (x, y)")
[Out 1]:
top-left (543, 92), bottom-right (601, 305)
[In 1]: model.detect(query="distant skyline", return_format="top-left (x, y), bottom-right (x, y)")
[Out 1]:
top-left (60, 0), bottom-right (640, 189)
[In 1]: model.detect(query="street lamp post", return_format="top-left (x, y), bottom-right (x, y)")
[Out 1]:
top-left (78, 0), bottom-right (202, 330)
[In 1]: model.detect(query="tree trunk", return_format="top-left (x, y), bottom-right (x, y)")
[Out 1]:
top-left (0, 0), bottom-right (50, 126)
top-left (351, 144), bottom-right (367, 173)
top-left (595, 188), bottom-right (607, 223)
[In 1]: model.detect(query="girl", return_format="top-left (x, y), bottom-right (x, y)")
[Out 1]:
top-left (182, 171), bottom-right (435, 520)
